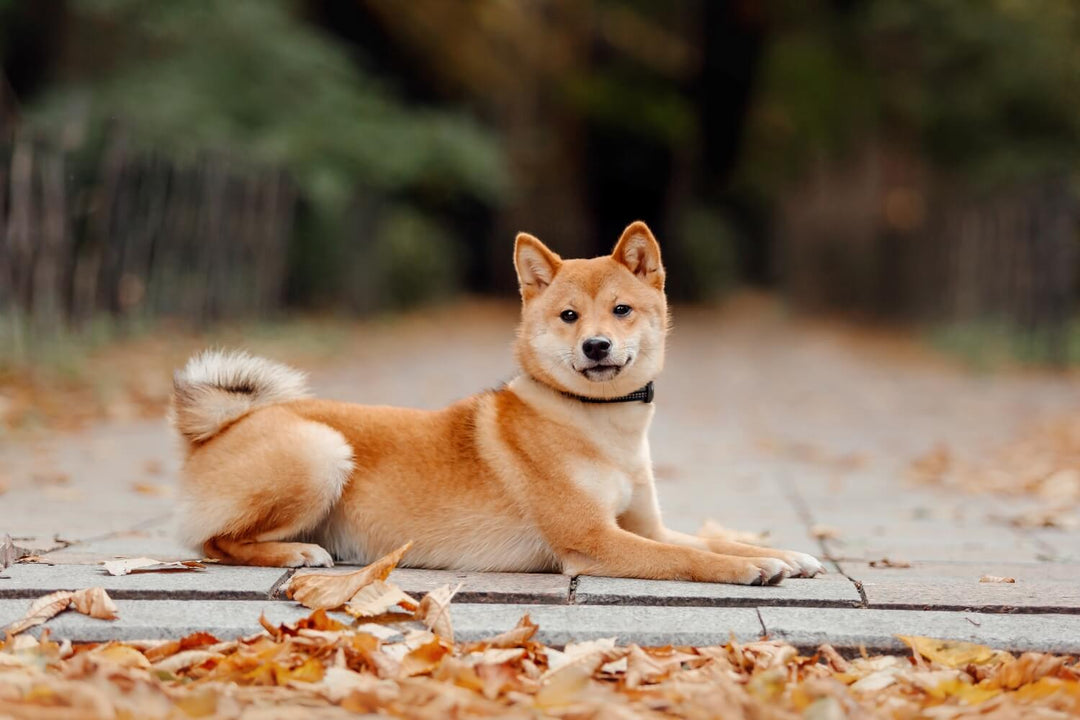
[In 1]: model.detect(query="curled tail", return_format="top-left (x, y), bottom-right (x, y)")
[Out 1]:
top-left (170, 349), bottom-right (310, 445)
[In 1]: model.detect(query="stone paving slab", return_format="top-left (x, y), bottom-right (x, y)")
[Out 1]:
top-left (385, 569), bottom-right (572, 604)
top-left (574, 574), bottom-right (860, 608)
top-left (856, 577), bottom-right (1080, 613)
top-left (43, 531), bottom-right (196, 565)
top-left (0, 599), bottom-right (766, 645)
top-left (823, 531), bottom-right (1047, 564)
top-left (842, 560), bottom-right (1080, 584)
top-left (0, 563), bottom-right (288, 600)
top-left (450, 604), bottom-right (765, 646)
top-left (759, 607), bottom-right (1080, 654)
top-left (0, 599), bottom-right (314, 642)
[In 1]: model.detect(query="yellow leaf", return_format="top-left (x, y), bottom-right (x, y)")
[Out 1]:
top-left (287, 656), bottom-right (325, 683)
top-left (928, 678), bottom-right (1001, 705)
top-left (175, 688), bottom-right (218, 718)
top-left (897, 636), bottom-right (1007, 668)
top-left (91, 643), bottom-right (151, 669)
top-left (286, 542), bottom-right (413, 610)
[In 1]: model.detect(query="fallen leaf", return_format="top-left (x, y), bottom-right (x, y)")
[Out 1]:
top-left (811, 525), bottom-right (841, 541)
top-left (131, 482), bottom-right (173, 497)
top-left (698, 519), bottom-right (771, 546)
top-left (101, 557), bottom-right (206, 576)
top-left (152, 649), bottom-right (222, 674)
top-left (400, 637), bottom-right (451, 677)
top-left (869, 558), bottom-right (911, 569)
top-left (344, 580), bottom-right (418, 618)
top-left (90, 643), bottom-right (151, 669)
top-left (414, 583), bottom-right (461, 642)
top-left (482, 614), bottom-right (539, 648)
top-left (535, 656), bottom-right (597, 708)
top-left (71, 587), bottom-right (119, 619)
top-left (898, 636), bottom-right (1009, 668)
top-left (286, 542), bottom-right (413, 610)
top-left (2, 590), bottom-right (74, 635)
top-left (1, 534), bottom-right (32, 569)
top-left (980, 575), bottom-right (1016, 583)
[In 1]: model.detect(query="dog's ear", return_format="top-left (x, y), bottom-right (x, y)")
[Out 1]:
top-left (515, 233), bottom-right (562, 301)
top-left (612, 221), bottom-right (664, 290)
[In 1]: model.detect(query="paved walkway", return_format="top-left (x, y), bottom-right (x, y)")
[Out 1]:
top-left (3, 299), bottom-right (1080, 652)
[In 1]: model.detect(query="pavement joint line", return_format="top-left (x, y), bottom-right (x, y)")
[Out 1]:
top-left (754, 607), bottom-right (768, 638)
top-left (39, 512), bottom-right (176, 557)
top-left (775, 471), bottom-right (870, 609)
top-left (268, 569), bottom-right (296, 600)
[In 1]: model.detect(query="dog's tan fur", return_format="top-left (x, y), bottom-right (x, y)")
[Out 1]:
top-left (171, 222), bottom-right (823, 584)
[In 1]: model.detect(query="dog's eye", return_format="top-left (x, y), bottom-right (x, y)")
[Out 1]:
top-left (560, 309), bottom-right (578, 323)
top-left (613, 304), bottom-right (632, 317)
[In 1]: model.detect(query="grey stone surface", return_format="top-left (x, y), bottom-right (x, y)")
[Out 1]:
top-left (0, 599), bottom-right (765, 645)
top-left (0, 563), bottom-right (287, 600)
top-left (842, 560), bottom-right (1080, 583)
top-left (857, 577), bottom-right (1080, 613)
top-left (450, 603), bottom-right (766, 646)
top-left (0, 599), bottom-right (314, 642)
top-left (574, 574), bottom-right (860, 607)
top-left (760, 607), bottom-right (1080, 654)
top-left (386, 568), bottom-right (571, 604)
top-left (44, 531), bottom-right (197, 565)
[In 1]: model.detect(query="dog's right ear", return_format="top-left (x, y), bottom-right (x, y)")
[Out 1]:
top-left (514, 233), bottom-right (562, 301)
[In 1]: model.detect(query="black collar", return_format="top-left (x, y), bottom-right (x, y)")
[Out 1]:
top-left (558, 381), bottom-right (654, 405)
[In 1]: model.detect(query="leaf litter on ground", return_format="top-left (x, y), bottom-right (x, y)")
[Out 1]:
top-left (4, 597), bottom-right (1080, 719)
top-left (5, 538), bottom-right (1080, 716)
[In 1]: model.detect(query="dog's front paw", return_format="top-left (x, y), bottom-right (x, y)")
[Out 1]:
top-left (739, 557), bottom-right (790, 586)
top-left (778, 551), bottom-right (825, 578)
top-left (283, 544), bottom-right (335, 568)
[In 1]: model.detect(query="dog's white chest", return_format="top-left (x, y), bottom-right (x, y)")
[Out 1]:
top-left (570, 465), bottom-right (635, 515)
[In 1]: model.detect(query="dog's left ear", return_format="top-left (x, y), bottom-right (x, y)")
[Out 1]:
top-left (612, 221), bottom-right (664, 290)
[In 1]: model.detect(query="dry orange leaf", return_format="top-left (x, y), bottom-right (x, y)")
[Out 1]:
top-left (286, 542), bottom-right (413, 610)
top-left (71, 587), bottom-right (119, 619)
top-left (980, 575), bottom-right (1016, 583)
top-left (102, 557), bottom-right (206, 576)
top-left (3, 590), bottom-right (74, 636)
top-left (131, 482), bottom-right (173, 497)
top-left (483, 614), bottom-right (539, 649)
top-left (344, 580), bottom-right (418, 619)
top-left (414, 583), bottom-right (461, 643)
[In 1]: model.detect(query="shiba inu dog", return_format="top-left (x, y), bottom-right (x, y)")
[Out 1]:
top-left (170, 221), bottom-right (823, 584)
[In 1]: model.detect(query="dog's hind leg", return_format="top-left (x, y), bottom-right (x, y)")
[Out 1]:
top-left (179, 406), bottom-right (354, 567)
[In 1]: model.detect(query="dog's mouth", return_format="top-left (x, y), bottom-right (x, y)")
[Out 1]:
top-left (578, 359), bottom-right (630, 382)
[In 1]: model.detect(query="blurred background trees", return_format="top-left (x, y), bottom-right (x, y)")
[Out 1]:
top-left (1, 0), bottom-right (1077, 362)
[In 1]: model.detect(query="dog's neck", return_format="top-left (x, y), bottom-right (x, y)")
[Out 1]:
top-left (508, 375), bottom-right (656, 441)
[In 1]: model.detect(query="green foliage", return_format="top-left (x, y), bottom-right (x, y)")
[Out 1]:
top-left (372, 208), bottom-right (462, 309)
top-left (741, 0), bottom-right (1080, 193)
top-left (26, 0), bottom-right (507, 210)
top-left (672, 205), bottom-right (741, 300)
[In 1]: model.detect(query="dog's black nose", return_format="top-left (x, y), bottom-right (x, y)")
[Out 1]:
top-left (582, 337), bottom-right (612, 361)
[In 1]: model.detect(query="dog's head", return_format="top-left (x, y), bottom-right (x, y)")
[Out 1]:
top-left (513, 221), bottom-right (669, 399)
